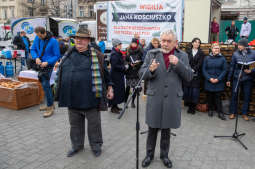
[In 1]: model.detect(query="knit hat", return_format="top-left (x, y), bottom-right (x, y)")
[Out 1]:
top-left (243, 17), bottom-right (248, 21)
top-left (238, 38), bottom-right (249, 47)
top-left (131, 38), bottom-right (139, 44)
top-left (112, 39), bottom-right (122, 47)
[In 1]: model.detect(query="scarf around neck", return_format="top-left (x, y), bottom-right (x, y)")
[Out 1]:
top-left (91, 47), bottom-right (103, 98)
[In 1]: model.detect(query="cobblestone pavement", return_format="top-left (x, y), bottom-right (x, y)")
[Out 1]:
top-left (0, 97), bottom-right (255, 169)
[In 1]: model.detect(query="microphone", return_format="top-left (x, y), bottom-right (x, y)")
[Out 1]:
top-left (149, 48), bottom-right (163, 62)
top-left (149, 48), bottom-right (163, 54)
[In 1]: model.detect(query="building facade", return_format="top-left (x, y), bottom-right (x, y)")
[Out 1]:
top-left (0, 0), bottom-right (70, 23)
top-left (221, 0), bottom-right (255, 20)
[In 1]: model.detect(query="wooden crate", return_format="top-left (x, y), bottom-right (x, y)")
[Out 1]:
top-left (18, 77), bottom-right (44, 103)
top-left (0, 79), bottom-right (40, 110)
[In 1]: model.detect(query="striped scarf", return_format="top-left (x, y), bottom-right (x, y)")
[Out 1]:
top-left (91, 48), bottom-right (103, 98)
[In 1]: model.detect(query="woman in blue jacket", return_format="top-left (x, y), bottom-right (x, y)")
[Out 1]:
top-left (203, 43), bottom-right (227, 120)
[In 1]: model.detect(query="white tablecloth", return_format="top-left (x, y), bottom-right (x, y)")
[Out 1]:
top-left (19, 70), bottom-right (57, 85)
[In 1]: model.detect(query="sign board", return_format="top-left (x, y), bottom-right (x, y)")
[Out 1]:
top-left (96, 2), bottom-right (107, 41)
top-left (11, 18), bottom-right (47, 40)
top-left (58, 21), bottom-right (79, 39)
top-left (107, 0), bottom-right (184, 44)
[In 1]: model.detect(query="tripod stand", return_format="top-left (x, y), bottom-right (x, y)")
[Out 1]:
top-left (214, 55), bottom-right (248, 150)
top-left (118, 56), bottom-right (155, 169)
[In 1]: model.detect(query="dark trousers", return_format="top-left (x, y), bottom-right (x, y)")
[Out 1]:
top-left (146, 127), bottom-right (170, 158)
top-left (125, 86), bottom-right (136, 103)
top-left (229, 80), bottom-right (253, 115)
top-left (68, 108), bottom-right (103, 151)
top-left (183, 87), bottom-right (200, 104)
top-left (40, 67), bottom-right (54, 107)
top-left (206, 91), bottom-right (223, 113)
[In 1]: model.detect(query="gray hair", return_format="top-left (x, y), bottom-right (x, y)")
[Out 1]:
top-left (160, 30), bottom-right (177, 40)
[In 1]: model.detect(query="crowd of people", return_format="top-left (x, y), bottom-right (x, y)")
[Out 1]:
top-left (11, 23), bottom-right (255, 168)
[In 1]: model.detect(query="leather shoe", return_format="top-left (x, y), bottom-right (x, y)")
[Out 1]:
top-left (67, 147), bottom-right (83, 157)
top-left (142, 156), bottom-right (153, 168)
top-left (160, 157), bottom-right (172, 168)
top-left (111, 107), bottom-right (120, 114)
top-left (131, 102), bottom-right (136, 108)
top-left (218, 113), bottom-right (226, 120)
top-left (229, 114), bottom-right (235, 119)
top-left (187, 107), bottom-right (192, 114)
top-left (242, 115), bottom-right (249, 121)
top-left (208, 111), bottom-right (213, 117)
top-left (92, 149), bottom-right (102, 157)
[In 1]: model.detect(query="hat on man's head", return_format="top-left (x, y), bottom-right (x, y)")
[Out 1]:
top-left (243, 17), bottom-right (248, 21)
top-left (131, 38), bottom-right (139, 44)
top-left (73, 28), bottom-right (92, 38)
top-left (112, 39), bottom-right (122, 47)
top-left (238, 38), bottom-right (249, 47)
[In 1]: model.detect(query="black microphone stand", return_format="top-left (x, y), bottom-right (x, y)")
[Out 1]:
top-left (214, 50), bottom-right (248, 150)
top-left (118, 56), bottom-right (155, 169)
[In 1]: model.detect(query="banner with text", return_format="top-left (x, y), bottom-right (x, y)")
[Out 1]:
top-left (107, 0), bottom-right (184, 44)
top-left (96, 2), bottom-right (108, 41)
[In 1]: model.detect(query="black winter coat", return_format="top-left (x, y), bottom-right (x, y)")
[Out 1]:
top-left (183, 48), bottom-right (205, 88)
top-left (13, 35), bottom-right (30, 50)
top-left (109, 47), bottom-right (126, 105)
top-left (56, 46), bottom-right (112, 110)
top-left (125, 46), bottom-right (143, 79)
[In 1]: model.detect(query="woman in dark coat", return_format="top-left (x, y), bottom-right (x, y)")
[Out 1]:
top-left (142, 38), bottom-right (160, 94)
top-left (183, 38), bottom-right (204, 114)
top-left (109, 39), bottom-right (126, 114)
top-left (125, 38), bottom-right (144, 108)
top-left (202, 43), bottom-right (227, 120)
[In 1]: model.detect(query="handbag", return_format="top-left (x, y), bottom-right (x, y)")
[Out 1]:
top-left (196, 104), bottom-right (208, 112)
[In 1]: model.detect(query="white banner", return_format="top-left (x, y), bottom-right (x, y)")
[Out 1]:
top-left (12, 18), bottom-right (47, 41)
top-left (58, 21), bottom-right (79, 39)
top-left (107, 0), bottom-right (184, 44)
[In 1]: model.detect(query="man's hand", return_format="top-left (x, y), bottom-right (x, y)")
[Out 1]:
top-left (210, 78), bottom-right (219, 83)
top-left (131, 63), bottom-right (136, 67)
top-left (40, 62), bottom-right (48, 68)
top-left (214, 79), bottom-right (219, 83)
top-left (36, 58), bottom-right (42, 65)
top-left (244, 69), bottom-right (251, 74)
top-left (107, 86), bottom-right (114, 100)
top-left (149, 59), bottom-right (159, 72)
top-left (226, 81), bottom-right (231, 87)
top-left (169, 55), bottom-right (179, 65)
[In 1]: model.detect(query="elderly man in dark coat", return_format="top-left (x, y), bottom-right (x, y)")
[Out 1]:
top-left (109, 39), bottom-right (126, 114)
top-left (55, 28), bottom-right (114, 158)
top-left (140, 30), bottom-right (193, 168)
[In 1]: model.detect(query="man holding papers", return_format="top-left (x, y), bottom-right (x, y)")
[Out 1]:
top-left (227, 38), bottom-right (255, 121)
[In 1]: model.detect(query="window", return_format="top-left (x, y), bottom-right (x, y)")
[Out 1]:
top-left (3, 8), bottom-right (7, 20)
top-left (28, 7), bottom-right (33, 16)
top-left (79, 6), bottom-right (84, 17)
top-left (10, 7), bottom-right (15, 18)
top-left (89, 5), bottom-right (94, 17)
top-left (41, 0), bottom-right (45, 5)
